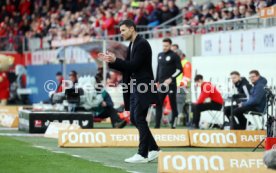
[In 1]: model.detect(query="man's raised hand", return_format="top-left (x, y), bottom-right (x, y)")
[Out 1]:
top-left (97, 51), bottom-right (116, 63)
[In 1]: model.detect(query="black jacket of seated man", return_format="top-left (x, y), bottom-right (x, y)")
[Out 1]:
top-left (233, 77), bottom-right (252, 101)
top-left (231, 74), bottom-right (267, 130)
top-left (224, 77), bottom-right (252, 121)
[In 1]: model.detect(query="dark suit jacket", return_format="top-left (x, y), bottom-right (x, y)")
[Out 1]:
top-left (109, 35), bottom-right (157, 111)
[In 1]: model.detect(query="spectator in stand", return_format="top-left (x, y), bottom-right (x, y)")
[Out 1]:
top-left (0, 6), bottom-right (8, 22)
top-left (134, 8), bottom-right (148, 28)
top-left (0, 0), bottom-right (272, 47)
top-left (5, 0), bottom-right (16, 16)
top-left (0, 22), bottom-right (8, 37)
top-left (239, 5), bottom-right (247, 18)
top-left (101, 10), bottom-right (116, 36)
top-left (161, 5), bottom-right (174, 25)
top-left (233, 6), bottom-right (241, 19)
top-left (19, 0), bottom-right (31, 16)
top-left (146, 3), bottom-right (162, 27)
top-left (168, 0), bottom-right (179, 25)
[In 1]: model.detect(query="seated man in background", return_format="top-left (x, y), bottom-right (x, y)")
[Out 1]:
top-left (92, 88), bottom-right (127, 128)
top-left (69, 70), bottom-right (78, 86)
top-left (224, 71), bottom-right (252, 125)
top-left (232, 70), bottom-right (267, 129)
top-left (55, 72), bottom-right (64, 93)
top-left (78, 75), bottom-right (127, 128)
top-left (92, 77), bottom-right (127, 128)
top-left (192, 75), bottom-right (224, 129)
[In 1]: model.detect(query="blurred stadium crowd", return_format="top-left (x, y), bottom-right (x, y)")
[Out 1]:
top-left (0, 0), bottom-right (274, 41)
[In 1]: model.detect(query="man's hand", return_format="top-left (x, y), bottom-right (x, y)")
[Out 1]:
top-left (97, 51), bottom-right (116, 63)
top-left (101, 101), bottom-right (107, 107)
top-left (238, 103), bottom-right (243, 107)
top-left (164, 78), bottom-right (172, 86)
top-left (105, 51), bottom-right (116, 63)
top-left (155, 82), bottom-right (160, 87)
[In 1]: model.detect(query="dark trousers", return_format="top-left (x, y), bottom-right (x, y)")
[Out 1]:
top-left (98, 107), bottom-right (121, 127)
top-left (176, 88), bottom-right (190, 126)
top-left (227, 106), bottom-right (258, 130)
top-left (192, 101), bottom-right (222, 128)
top-left (155, 84), bottom-right (178, 128)
top-left (224, 105), bottom-right (238, 128)
top-left (130, 87), bottom-right (159, 158)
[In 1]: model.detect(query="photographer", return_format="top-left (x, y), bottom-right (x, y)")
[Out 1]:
top-left (224, 71), bottom-right (252, 124)
top-left (231, 70), bottom-right (267, 130)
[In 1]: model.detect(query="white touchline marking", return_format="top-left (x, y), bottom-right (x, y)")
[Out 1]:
top-left (0, 128), bottom-right (18, 131)
top-left (72, 155), bottom-right (81, 158)
top-left (52, 151), bottom-right (66, 154)
top-left (33, 145), bottom-right (48, 149)
top-left (0, 133), bottom-right (44, 137)
top-left (2, 134), bottom-right (144, 173)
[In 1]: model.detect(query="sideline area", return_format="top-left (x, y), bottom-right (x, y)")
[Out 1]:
top-left (0, 135), bottom-right (127, 173)
top-left (0, 127), bottom-right (264, 173)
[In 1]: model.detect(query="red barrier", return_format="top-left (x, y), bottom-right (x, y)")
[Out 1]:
top-left (265, 137), bottom-right (276, 150)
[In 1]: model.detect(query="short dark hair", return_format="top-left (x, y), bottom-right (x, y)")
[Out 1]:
top-left (172, 44), bottom-right (179, 49)
top-left (194, 74), bottom-right (203, 82)
top-left (56, 71), bottom-right (62, 76)
top-left (230, 71), bottom-right (240, 76)
top-left (119, 20), bottom-right (136, 31)
top-left (70, 70), bottom-right (77, 77)
top-left (163, 38), bottom-right (172, 45)
top-left (249, 70), bottom-right (260, 76)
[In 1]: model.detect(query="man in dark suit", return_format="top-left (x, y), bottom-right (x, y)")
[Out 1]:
top-left (98, 20), bottom-right (160, 163)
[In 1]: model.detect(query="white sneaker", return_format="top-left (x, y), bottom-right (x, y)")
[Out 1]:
top-left (148, 150), bottom-right (161, 162)
top-left (124, 154), bottom-right (148, 163)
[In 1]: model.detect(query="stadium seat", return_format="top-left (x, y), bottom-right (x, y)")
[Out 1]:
top-left (244, 111), bottom-right (266, 130)
top-left (207, 109), bottom-right (224, 128)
